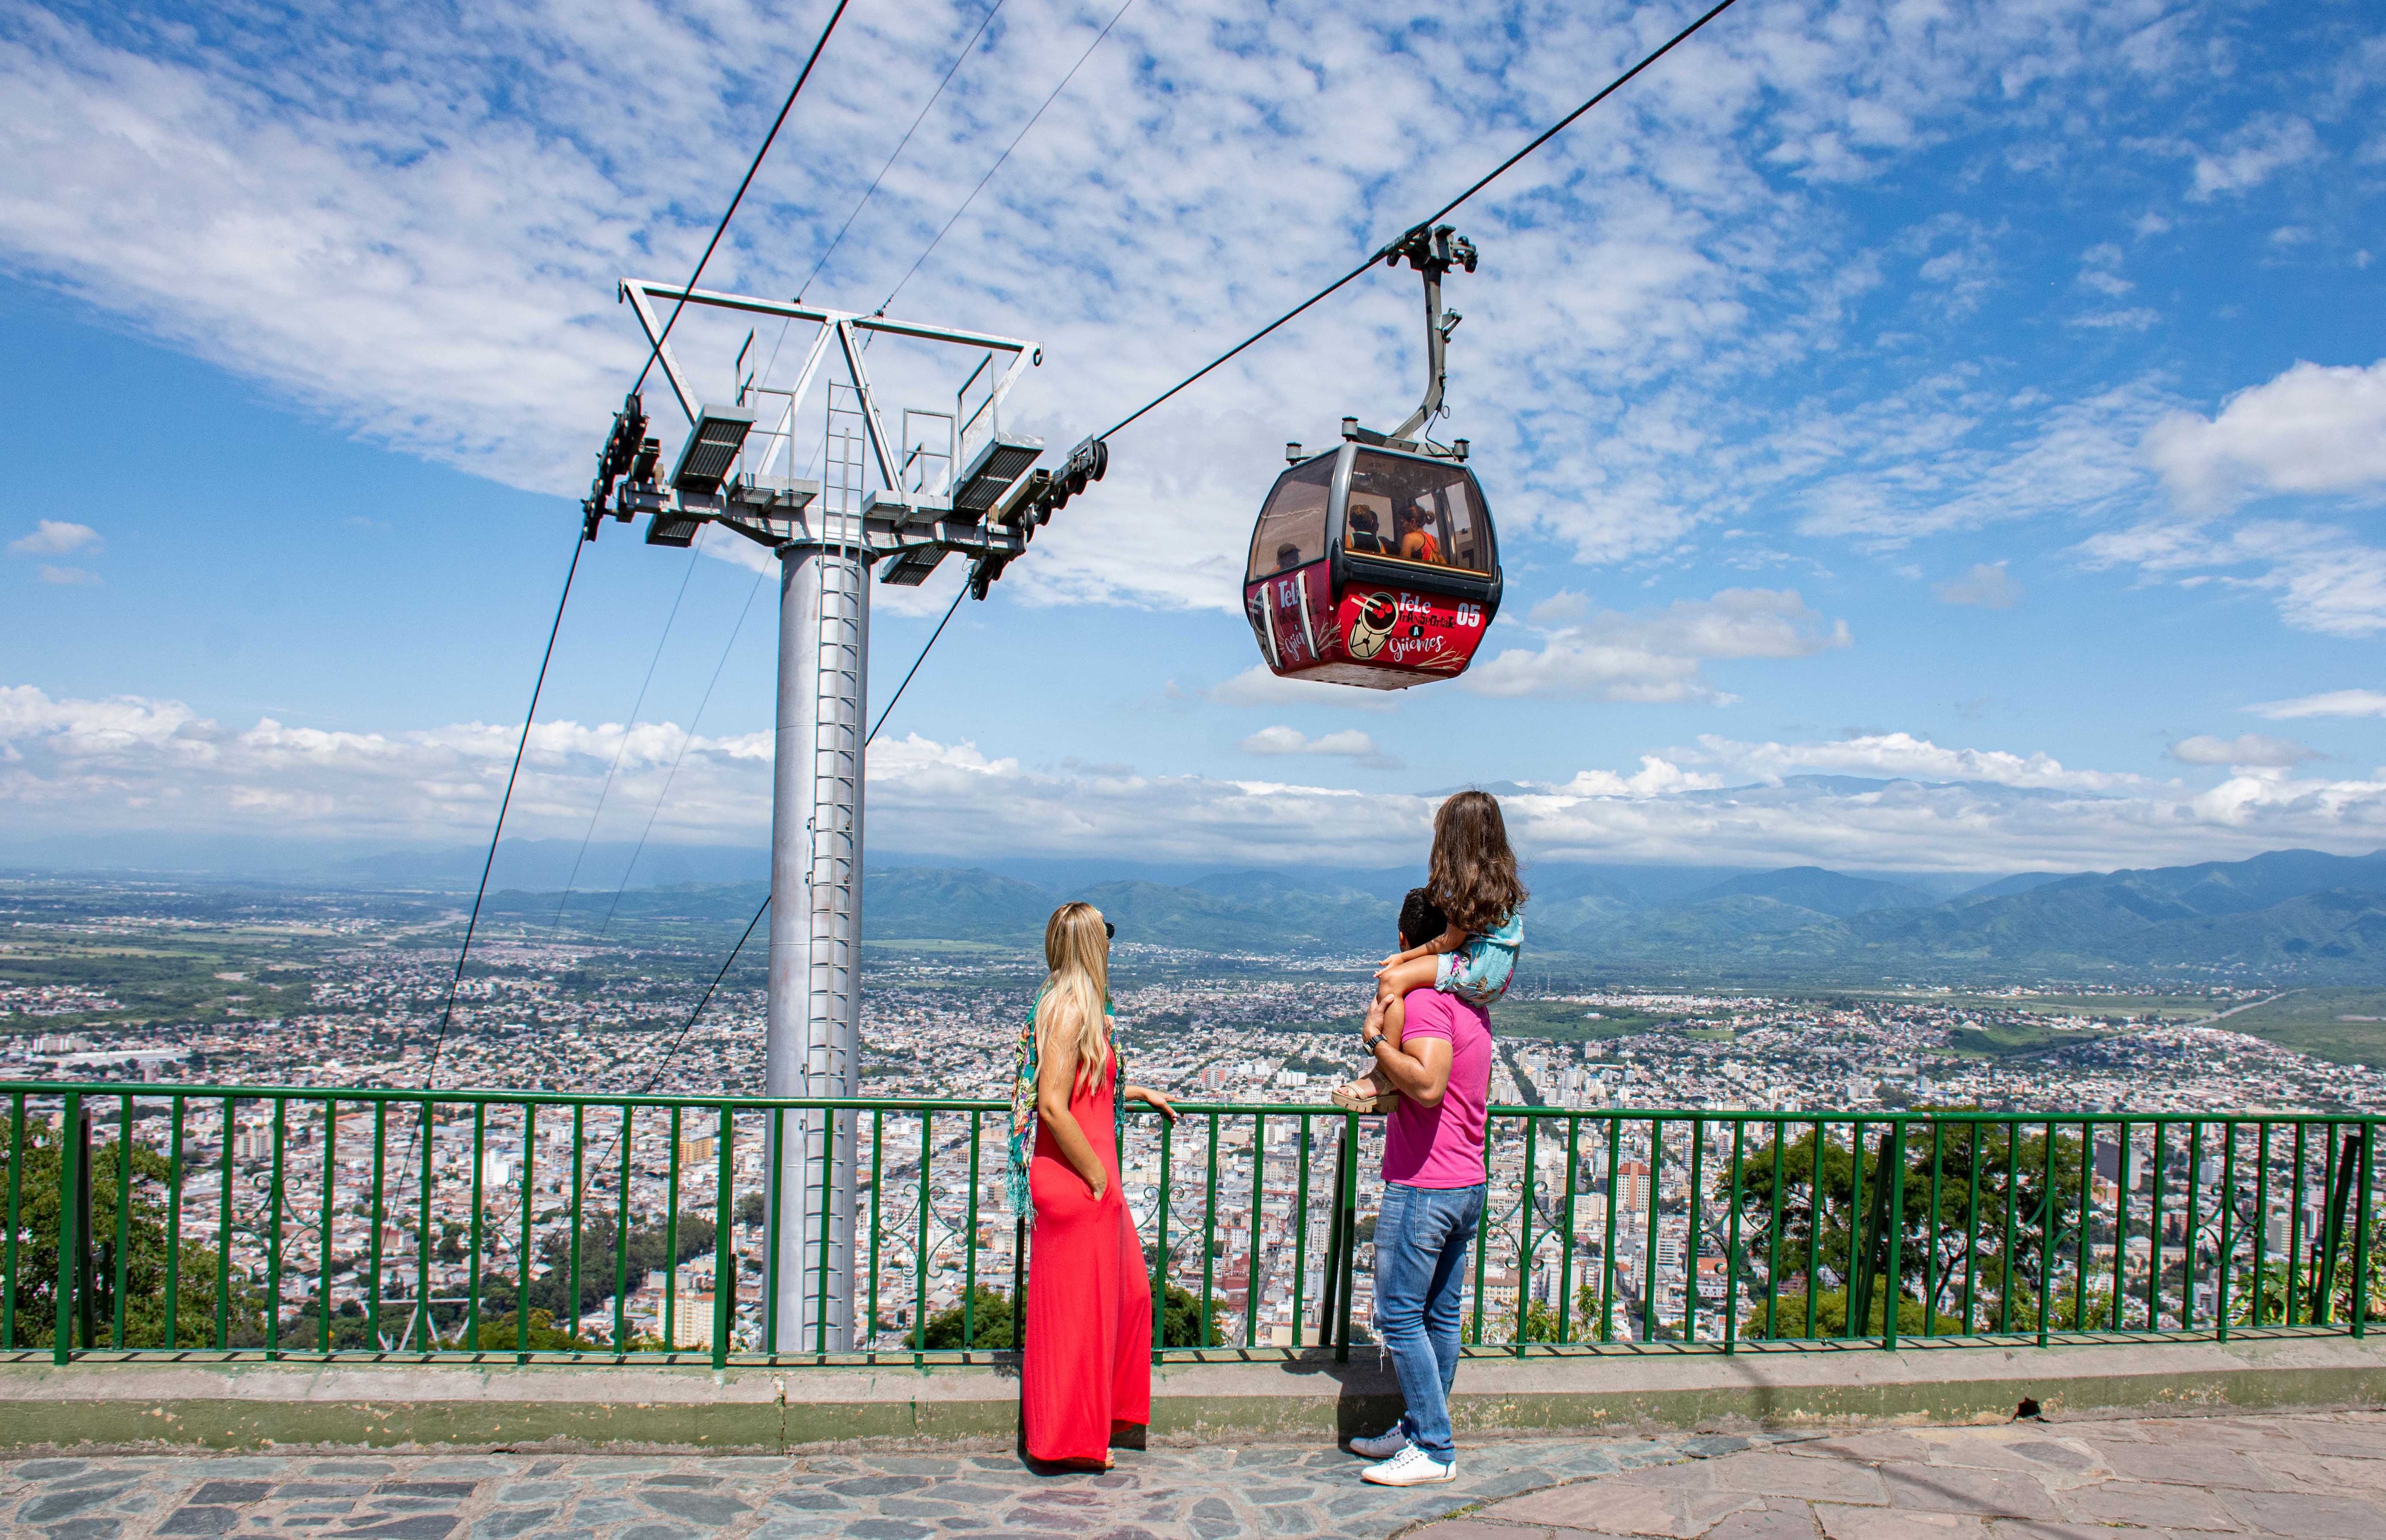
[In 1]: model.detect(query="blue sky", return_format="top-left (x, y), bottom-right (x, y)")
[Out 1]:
top-left (2, 0), bottom-right (2384, 875)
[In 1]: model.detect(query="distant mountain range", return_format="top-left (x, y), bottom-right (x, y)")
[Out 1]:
top-left (11, 815), bottom-right (2382, 985)
top-left (471, 847), bottom-right (2386, 985)
top-left (1546, 849), bottom-right (2386, 983)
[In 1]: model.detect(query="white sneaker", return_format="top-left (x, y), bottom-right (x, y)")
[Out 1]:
top-left (1348, 1425), bottom-right (1409, 1460)
top-left (1361, 1444), bottom-right (1455, 1486)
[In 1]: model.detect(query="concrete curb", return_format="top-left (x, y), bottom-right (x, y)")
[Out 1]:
top-left (3, 1335), bottom-right (2383, 1454)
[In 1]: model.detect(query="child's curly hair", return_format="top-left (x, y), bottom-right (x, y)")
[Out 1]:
top-left (1428, 790), bottom-right (1526, 936)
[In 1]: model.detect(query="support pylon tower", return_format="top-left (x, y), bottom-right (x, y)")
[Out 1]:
top-left (768, 385), bottom-right (869, 1351)
top-left (587, 282), bottom-right (1077, 1351)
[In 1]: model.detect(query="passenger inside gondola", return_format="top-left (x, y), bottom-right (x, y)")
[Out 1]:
top-left (1276, 542), bottom-right (1304, 572)
top-left (1398, 506), bottom-right (1444, 565)
top-left (1346, 509), bottom-right (1390, 555)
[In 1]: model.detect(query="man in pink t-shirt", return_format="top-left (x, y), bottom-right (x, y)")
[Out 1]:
top-left (1345, 890), bottom-right (1492, 1485)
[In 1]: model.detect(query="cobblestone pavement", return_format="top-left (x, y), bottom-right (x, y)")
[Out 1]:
top-left (0, 1431), bottom-right (1789, 1540)
top-left (13, 1414), bottom-right (2386, 1540)
top-left (1415, 1410), bottom-right (2386, 1538)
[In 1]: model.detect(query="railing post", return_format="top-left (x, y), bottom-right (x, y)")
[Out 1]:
top-left (267, 1099), bottom-right (286, 1359)
top-left (2319, 1129), bottom-right (2359, 1327)
top-left (1335, 1113), bottom-right (1358, 1364)
top-left (55, 1091), bottom-right (80, 1364)
top-left (2110, 1120), bottom-right (2130, 1331)
top-left (516, 1102), bottom-right (534, 1363)
top-left (76, 1099), bottom-right (95, 1353)
top-left (1556, 1115), bottom-right (1581, 1346)
top-left (1518, 1115), bottom-right (1539, 1353)
top-left (1315, 1121), bottom-right (1344, 1359)
top-left (714, 1108), bottom-right (736, 1370)
top-left (2217, 1121), bottom-right (2238, 1342)
top-left (1151, 1109), bottom-right (1172, 1362)
top-left (4, 1090), bottom-right (23, 1352)
top-left (1599, 1115), bottom-right (1620, 1343)
top-left (1640, 1117), bottom-right (1662, 1344)
top-left (1722, 1119), bottom-right (1745, 1354)
top-left (1883, 1120), bottom-right (1906, 1351)
top-left (2037, 1120), bottom-right (2055, 1349)
top-left (1290, 1115), bottom-right (1312, 1349)
top-left (1199, 1113), bottom-right (1219, 1351)
top-left (1011, 1216), bottom-right (1026, 1351)
top-left (966, 1110), bottom-right (984, 1352)
top-left (2353, 1122), bottom-right (2375, 1340)
top-left (111, 1095), bottom-right (131, 1351)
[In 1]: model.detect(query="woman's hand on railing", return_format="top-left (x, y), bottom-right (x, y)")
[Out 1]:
top-left (1126, 1085), bottom-right (1178, 1123)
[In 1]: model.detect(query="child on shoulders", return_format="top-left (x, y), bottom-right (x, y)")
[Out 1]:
top-left (1332, 791), bottom-right (1526, 1114)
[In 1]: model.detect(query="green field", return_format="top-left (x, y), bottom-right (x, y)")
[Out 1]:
top-left (0, 923), bottom-right (321, 1032)
top-left (2210, 988), bottom-right (2386, 1067)
top-left (1492, 998), bottom-right (1678, 1042)
top-left (1858, 990), bottom-right (2224, 1023)
top-left (1945, 1019), bottom-right (2114, 1058)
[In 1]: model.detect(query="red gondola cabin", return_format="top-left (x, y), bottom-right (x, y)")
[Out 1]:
top-left (1243, 439), bottom-right (1502, 689)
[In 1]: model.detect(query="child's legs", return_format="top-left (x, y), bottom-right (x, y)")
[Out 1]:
top-left (1435, 942), bottom-right (1516, 1006)
top-left (1369, 956), bottom-right (1436, 1043)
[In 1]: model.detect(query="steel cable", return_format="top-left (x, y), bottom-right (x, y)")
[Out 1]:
top-left (797, 0), bottom-right (1012, 305)
top-left (419, 530), bottom-right (586, 1090)
top-left (875, 0), bottom-right (1140, 315)
top-left (548, 551), bottom-right (701, 936)
top-left (1095, 0), bottom-right (1747, 442)
top-left (633, 0), bottom-right (855, 396)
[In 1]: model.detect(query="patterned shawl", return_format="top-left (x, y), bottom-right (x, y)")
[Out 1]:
top-left (1005, 991), bottom-right (1122, 1225)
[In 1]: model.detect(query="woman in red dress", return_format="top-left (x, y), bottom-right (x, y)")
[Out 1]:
top-left (1012, 902), bottom-right (1176, 1468)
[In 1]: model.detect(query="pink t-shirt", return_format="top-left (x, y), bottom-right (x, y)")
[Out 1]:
top-left (1381, 987), bottom-right (1492, 1189)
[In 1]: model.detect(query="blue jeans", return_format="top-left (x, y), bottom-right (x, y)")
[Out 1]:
top-left (1371, 1180), bottom-right (1484, 1463)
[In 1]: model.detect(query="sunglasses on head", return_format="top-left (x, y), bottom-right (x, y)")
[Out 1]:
top-left (1103, 921), bottom-right (1116, 940)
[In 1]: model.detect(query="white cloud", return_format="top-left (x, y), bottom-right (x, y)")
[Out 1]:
top-left (7, 520), bottom-right (99, 557)
top-left (1462, 587), bottom-right (1849, 703)
top-left (1203, 665), bottom-right (1398, 714)
top-left (1239, 725), bottom-right (1400, 769)
top-left (1539, 756), bottom-right (1723, 798)
top-left (2067, 307), bottom-right (2160, 331)
top-left (1792, 380), bottom-right (2169, 546)
top-left (37, 566), bottom-right (100, 587)
top-left (2187, 115), bottom-right (2320, 201)
top-left (1684, 731), bottom-right (2151, 792)
top-left (2248, 690), bottom-right (2386, 721)
top-left (10, 686), bottom-right (2386, 874)
top-left (0, 0), bottom-right (2286, 620)
top-left (2076, 242), bottom-right (2132, 298)
top-left (1933, 562), bottom-right (2020, 608)
top-left (2082, 517), bottom-right (2386, 638)
top-left (2144, 358), bottom-right (2386, 513)
top-left (2168, 733), bottom-right (2316, 768)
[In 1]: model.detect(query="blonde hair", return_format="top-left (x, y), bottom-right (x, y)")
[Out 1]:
top-left (1036, 902), bottom-right (1112, 1093)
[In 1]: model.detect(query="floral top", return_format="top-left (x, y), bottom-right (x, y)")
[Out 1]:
top-left (1004, 992), bottom-right (1121, 1224)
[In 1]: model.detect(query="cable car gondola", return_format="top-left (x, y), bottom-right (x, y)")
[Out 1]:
top-left (1243, 225), bottom-right (1501, 690)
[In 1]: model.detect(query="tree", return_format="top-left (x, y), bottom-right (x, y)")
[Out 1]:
top-left (926, 1281), bottom-right (1222, 1350)
top-left (923, 1285), bottom-right (1016, 1349)
top-left (1721, 1115), bottom-right (2086, 1339)
top-left (1158, 1282), bottom-right (1224, 1348)
top-left (1741, 1288), bottom-right (1963, 1340)
top-left (2, 1114), bottom-right (262, 1348)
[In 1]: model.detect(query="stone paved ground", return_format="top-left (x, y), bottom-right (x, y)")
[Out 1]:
top-left (0, 1432), bottom-right (1775, 1540)
top-left (1416, 1410), bottom-right (2386, 1539)
top-left (9, 1414), bottom-right (2386, 1540)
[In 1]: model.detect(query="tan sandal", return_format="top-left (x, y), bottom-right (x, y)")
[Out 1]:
top-left (1330, 1071), bottom-right (1398, 1115)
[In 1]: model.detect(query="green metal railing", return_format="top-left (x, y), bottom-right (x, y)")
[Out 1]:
top-left (2, 1081), bottom-right (2380, 1366)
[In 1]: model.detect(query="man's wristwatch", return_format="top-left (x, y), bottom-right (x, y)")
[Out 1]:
top-left (1363, 1030), bottom-right (1385, 1053)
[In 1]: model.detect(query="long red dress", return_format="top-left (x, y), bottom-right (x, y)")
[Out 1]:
top-left (1023, 1048), bottom-right (1151, 1464)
